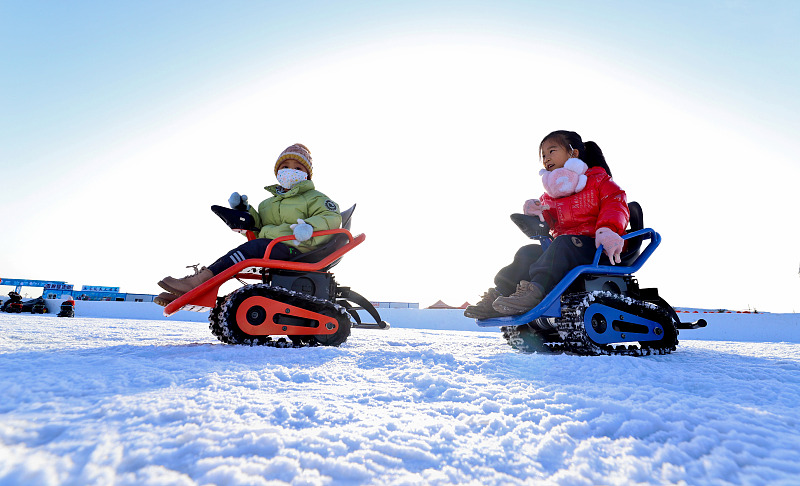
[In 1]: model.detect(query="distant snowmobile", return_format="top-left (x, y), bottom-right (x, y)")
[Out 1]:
top-left (58, 298), bottom-right (75, 317)
top-left (3, 292), bottom-right (23, 313)
top-left (474, 202), bottom-right (706, 356)
top-left (163, 205), bottom-right (388, 347)
top-left (22, 297), bottom-right (48, 314)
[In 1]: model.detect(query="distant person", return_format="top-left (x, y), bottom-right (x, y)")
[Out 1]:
top-left (464, 130), bottom-right (629, 318)
top-left (155, 143), bottom-right (342, 306)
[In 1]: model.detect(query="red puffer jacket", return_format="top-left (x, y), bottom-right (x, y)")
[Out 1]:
top-left (540, 167), bottom-right (629, 237)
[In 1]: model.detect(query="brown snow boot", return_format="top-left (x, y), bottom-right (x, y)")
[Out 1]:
top-left (463, 287), bottom-right (504, 319)
top-left (158, 265), bottom-right (213, 296)
top-left (154, 292), bottom-right (177, 307)
top-left (492, 280), bottom-right (544, 316)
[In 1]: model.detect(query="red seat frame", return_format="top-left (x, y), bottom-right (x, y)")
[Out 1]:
top-left (163, 229), bottom-right (365, 317)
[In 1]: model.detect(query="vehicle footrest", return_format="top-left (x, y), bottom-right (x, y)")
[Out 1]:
top-left (677, 318), bottom-right (707, 330)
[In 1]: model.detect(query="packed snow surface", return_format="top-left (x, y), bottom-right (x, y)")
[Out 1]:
top-left (1, 313), bottom-right (799, 485)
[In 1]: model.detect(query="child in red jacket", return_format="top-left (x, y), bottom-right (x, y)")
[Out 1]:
top-left (464, 130), bottom-right (629, 318)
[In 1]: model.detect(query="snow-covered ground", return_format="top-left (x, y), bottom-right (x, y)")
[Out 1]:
top-left (1, 312), bottom-right (799, 485)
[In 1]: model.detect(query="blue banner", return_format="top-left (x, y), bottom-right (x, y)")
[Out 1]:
top-left (44, 283), bottom-right (74, 291)
top-left (80, 286), bottom-right (120, 292)
top-left (0, 278), bottom-right (68, 288)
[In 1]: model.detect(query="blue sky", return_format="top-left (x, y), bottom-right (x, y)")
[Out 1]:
top-left (4, 0), bottom-right (798, 161)
top-left (2, 0), bottom-right (799, 312)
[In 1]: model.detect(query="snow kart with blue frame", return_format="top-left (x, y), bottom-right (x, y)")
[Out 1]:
top-left (475, 202), bottom-right (706, 356)
top-left (163, 204), bottom-right (388, 347)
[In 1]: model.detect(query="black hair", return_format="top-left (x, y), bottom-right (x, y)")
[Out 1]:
top-left (539, 130), bottom-right (612, 177)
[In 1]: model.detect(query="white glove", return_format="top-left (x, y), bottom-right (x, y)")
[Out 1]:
top-left (228, 192), bottom-right (249, 210)
top-left (595, 227), bottom-right (624, 265)
top-left (290, 218), bottom-right (313, 244)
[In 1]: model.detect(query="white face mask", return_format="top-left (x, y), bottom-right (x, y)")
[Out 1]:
top-left (276, 168), bottom-right (308, 189)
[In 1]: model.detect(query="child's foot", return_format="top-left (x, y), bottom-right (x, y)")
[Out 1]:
top-left (154, 292), bottom-right (177, 307)
top-left (158, 266), bottom-right (213, 296)
top-left (463, 287), bottom-right (504, 319)
top-left (492, 281), bottom-right (543, 316)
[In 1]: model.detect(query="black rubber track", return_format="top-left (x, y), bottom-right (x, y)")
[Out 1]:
top-left (209, 283), bottom-right (351, 347)
top-left (501, 291), bottom-right (679, 356)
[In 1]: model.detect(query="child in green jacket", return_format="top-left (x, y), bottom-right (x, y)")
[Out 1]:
top-left (155, 143), bottom-right (341, 306)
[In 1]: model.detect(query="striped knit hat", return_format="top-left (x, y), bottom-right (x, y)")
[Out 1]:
top-left (274, 143), bottom-right (313, 179)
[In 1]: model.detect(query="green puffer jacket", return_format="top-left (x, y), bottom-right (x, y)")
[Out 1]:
top-left (247, 180), bottom-right (342, 253)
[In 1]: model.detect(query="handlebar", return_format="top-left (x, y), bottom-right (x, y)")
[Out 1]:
top-left (592, 228), bottom-right (659, 271)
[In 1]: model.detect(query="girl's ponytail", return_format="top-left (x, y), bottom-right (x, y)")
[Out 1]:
top-left (582, 141), bottom-right (612, 178)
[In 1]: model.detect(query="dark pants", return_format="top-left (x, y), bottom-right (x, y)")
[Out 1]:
top-left (208, 238), bottom-right (299, 275)
top-left (494, 235), bottom-right (604, 296)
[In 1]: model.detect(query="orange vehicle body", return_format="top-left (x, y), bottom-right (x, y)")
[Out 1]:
top-left (163, 229), bottom-right (365, 338)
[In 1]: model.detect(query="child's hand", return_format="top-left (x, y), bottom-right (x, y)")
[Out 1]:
top-left (228, 192), bottom-right (249, 210)
top-left (290, 219), bottom-right (314, 244)
top-left (595, 227), bottom-right (624, 265)
top-left (523, 199), bottom-right (550, 222)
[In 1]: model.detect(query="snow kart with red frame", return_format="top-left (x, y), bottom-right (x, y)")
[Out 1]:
top-left (58, 298), bottom-right (75, 317)
top-left (475, 202), bottom-right (707, 356)
top-left (163, 204), bottom-right (388, 347)
top-left (2, 292), bottom-right (23, 313)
